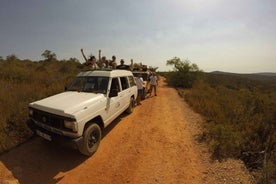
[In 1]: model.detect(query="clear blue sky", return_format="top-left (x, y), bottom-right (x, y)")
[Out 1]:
top-left (1, 0), bottom-right (276, 73)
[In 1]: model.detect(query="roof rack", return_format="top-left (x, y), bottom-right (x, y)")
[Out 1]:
top-left (81, 68), bottom-right (113, 72)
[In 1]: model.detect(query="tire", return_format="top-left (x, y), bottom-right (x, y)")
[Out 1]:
top-left (79, 123), bottom-right (101, 156)
top-left (126, 97), bottom-right (135, 114)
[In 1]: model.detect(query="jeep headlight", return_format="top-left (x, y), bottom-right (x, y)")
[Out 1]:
top-left (29, 109), bottom-right (34, 117)
top-left (64, 120), bottom-right (78, 132)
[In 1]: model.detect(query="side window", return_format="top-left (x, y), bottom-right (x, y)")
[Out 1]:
top-left (120, 77), bottom-right (129, 90)
top-left (128, 76), bottom-right (136, 87)
top-left (111, 78), bottom-right (120, 92)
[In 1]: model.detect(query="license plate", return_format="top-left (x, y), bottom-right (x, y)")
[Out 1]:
top-left (36, 130), bottom-right (52, 141)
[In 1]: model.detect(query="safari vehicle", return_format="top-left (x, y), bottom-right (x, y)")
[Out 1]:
top-left (28, 69), bottom-right (137, 156)
top-left (132, 70), bottom-right (151, 99)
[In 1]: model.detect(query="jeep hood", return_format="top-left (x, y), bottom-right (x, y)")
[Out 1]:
top-left (29, 91), bottom-right (104, 117)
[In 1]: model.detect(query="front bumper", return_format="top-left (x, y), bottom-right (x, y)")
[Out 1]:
top-left (27, 119), bottom-right (83, 150)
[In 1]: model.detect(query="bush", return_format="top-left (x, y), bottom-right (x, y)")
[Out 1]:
top-left (165, 57), bottom-right (204, 88)
top-left (182, 73), bottom-right (276, 182)
top-left (0, 57), bottom-right (81, 153)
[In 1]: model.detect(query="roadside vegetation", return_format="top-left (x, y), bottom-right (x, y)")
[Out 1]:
top-left (1, 53), bottom-right (275, 182)
top-left (0, 51), bottom-right (82, 153)
top-left (163, 57), bottom-right (276, 183)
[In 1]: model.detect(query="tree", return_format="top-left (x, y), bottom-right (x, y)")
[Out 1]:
top-left (67, 57), bottom-right (80, 63)
top-left (41, 50), bottom-right (57, 61)
top-left (6, 54), bottom-right (19, 61)
top-left (166, 57), bottom-right (200, 72)
top-left (166, 57), bottom-right (203, 88)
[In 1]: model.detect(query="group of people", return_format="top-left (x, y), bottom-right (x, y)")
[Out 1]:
top-left (81, 48), bottom-right (134, 70)
top-left (135, 73), bottom-right (158, 105)
top-left (81, 48), bottom-right (158, 105)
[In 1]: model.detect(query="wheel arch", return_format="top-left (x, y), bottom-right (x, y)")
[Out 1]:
top-left (83, 116), bottom-right (104, 133)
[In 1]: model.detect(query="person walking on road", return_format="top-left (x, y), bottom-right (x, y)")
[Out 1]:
top-left (149, 73), bottom-right (158, 96)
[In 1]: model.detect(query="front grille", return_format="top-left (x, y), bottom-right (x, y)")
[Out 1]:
top-left (31, 109), bottom-right (66, 130)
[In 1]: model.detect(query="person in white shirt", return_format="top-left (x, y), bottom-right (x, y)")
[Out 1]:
top-left (149, 73), bottom-right (158, 96)
top-left (135, 75), bottom-right (144, 105)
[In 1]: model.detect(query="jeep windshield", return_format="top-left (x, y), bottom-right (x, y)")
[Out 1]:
top-left (67, 76), bottom-right (109, 94)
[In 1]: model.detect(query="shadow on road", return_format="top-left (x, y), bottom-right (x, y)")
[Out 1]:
top-left (0, 114), bottom-right (125, 184)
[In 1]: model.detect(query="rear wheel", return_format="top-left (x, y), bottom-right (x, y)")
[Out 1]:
top-left (79, 123), bottom-right (101, 156)
top-left (126, 97), bottom-right (135, 114)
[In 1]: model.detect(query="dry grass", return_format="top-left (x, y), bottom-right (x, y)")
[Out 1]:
top-left (0, 58), bottom-right (81, 153)
top-left (163, 71), bottom-right (276, 183)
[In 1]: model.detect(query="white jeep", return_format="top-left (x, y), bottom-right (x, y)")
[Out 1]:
top-left (28, 69), bottom-right (137, 155)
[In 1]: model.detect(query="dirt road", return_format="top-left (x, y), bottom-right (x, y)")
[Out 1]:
top-left (0, 77), bottom-right (254, 184)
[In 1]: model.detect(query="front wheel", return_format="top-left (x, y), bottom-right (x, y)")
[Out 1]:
top-left (79, 123), bottom-right (101, 156)
top-left (126, 97), bottom-right (135, 114)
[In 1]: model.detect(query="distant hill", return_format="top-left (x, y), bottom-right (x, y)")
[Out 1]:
top-left (210, 71), bottom-right (276, 81)
top-left (211, 71), bottom-right (276, 76)
top-left (254, 72), bottom-right (276, 77)
top-left (208, 71), bottom-right (276, 89)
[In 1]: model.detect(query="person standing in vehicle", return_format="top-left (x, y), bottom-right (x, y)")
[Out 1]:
top-left (130, 59), bottom-right (134, 71)
top-left (98, 49), bottom-right (109, 68)
top-left (117, 59), bottom-right (130, 70)
top-left (110, 55), bottom-right (117, 69)
top-left (135, 75), bottom-right (144, 105)
top-left (81, 48), bottom-right (98, 70)
top-left (149, 73), bottom-right (158, 96)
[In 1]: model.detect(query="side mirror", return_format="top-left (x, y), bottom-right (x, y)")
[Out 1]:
top-left (64, 86), bottom-right (68, 91)
top-left (109, 89), bottom-right (118, 97)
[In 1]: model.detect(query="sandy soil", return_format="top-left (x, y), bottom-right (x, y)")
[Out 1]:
top-left (0, 77), bottom-right (254, 184)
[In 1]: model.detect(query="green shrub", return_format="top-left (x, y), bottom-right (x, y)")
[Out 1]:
top-left (165, 57), bottom-right (204, 88)
top-left (0, 57), bottom-right (81, 153)
top-left (179, 73), bottom-right (276, 182)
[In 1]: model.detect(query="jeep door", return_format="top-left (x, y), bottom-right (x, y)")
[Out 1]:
top-left (119, 76), bottom-right (131, 110)
top-left (104, 77), bottom-right (124, 125)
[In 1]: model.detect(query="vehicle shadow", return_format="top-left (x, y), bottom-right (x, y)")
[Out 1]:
top-left (102, 112), bottom-right (127, 138)
top-left (0, 115), bottom-right (125, 184)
